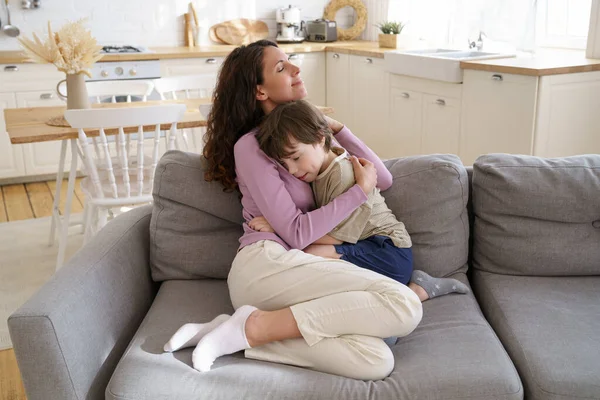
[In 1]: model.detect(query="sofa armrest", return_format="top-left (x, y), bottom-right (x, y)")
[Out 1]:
top-left (8, 205), bottom-right (158, 400)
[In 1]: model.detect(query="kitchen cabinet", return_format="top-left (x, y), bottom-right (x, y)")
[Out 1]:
top-left (534, 71), bottom-right (600, 157)
top-left (289, 52), bottom-right (326, 108)
top-left (16, 90), bottom-right (76, 176)
top-left (1, 64), bottom-right (65, 181)
top-left (387, 74), bottom-right (462, 159)
top-left (0, 92), bottom-right (25, 179)
top-left (326, 52), bottom-right (351, 129)
top-left (421, 94), bottom-right (461, 155)
top-left (460, 70), bottom-right (538, 165)
top-left (348, 55), bottom-right (390, 154)
top-left (460, 69), bottom-right (600, 164)
top-left (160, 57), bottom-right (226, 154)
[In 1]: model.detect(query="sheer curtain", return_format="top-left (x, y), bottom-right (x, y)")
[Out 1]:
top-left (385, 0), bottom-right (538, 51)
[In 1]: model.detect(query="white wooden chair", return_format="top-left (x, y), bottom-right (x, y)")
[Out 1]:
top-left (153, 75), bottom-right (216, 152)
top-left (50, 80), bottom-right (158, 269)
top-left (63, 104), bottom-right (186, 242)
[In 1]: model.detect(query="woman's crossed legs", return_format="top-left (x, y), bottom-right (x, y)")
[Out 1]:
top-left (166, 240), bottom-right (422, 379)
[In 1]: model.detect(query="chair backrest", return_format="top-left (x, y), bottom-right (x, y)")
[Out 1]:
top-left (58, 80), bottom-right (155, 103)
top-left (64, 104), bottom-right (186, 203)
top-left (153, 74), bottom-right (217, 100)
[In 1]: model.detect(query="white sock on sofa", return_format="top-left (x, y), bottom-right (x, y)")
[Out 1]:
top-left (192, 305), bottom-right (257, 372)
top-left (164, 314), bottom-right (230, 352)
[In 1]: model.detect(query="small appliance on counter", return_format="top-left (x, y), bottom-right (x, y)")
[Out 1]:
top-left (305, 19), bottom-right (337, 42)
top-left (276, 5), bottom-right (305, 43)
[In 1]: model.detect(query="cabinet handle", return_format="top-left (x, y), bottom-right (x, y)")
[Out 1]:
top-left (364, 58), bottom-right (373, 64)
top-left (435, 99), bottom-right (446, 106)
top-left (205, 58), bottom-right (217, 64)
top-left (401, 92), bottom-right (410, 98)
top-left (491, 74), bottom-right (503, 81)
top-left (4, 65), bottom-right (19, 72)
top-left (40, 93), bottom-right (54, 100)
top-left (288, 53), bottom-right (299, 60)
top-left (332, 53), bottom-right (340, 59)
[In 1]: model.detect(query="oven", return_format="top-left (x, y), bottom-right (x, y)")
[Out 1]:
top-left (87, 45), bottom-right (162, 102)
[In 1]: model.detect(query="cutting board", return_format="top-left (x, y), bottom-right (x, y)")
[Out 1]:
top-left (210, 19), bottom-right (269, 45)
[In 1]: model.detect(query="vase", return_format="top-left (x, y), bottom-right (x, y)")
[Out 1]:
top-left (378, 33), bottom-right (398, 48)
top-left (56, 73), bottom-right (90, 110)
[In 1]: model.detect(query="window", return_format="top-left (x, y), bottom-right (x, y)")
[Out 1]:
top-left (536, 0), bottom-right (593, 49)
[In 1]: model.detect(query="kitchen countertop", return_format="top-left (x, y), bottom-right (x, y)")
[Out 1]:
top-left (1, 40), bottom-right (599, 76)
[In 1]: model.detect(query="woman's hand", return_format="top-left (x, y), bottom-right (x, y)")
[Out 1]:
top-left (351, 156), bottom-right (377, 195)
top-left (248, 216), bottom-right (275, 233)
top-left (323, 115), bottom-right (344, 135)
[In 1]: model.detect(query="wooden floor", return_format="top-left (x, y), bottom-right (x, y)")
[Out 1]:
top-left (0, 178), bottom-right (85, 223)
top-left (0, 178), bottom-right (86, 400)
top-left (0, 349), bottom-right (26, 400)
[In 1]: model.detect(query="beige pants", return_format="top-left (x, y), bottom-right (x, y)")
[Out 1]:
top-left (227, 240), bottom-right (423, 380)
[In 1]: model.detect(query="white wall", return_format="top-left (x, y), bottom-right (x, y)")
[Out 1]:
top-left (587, 0), bottom-right (600, 57)
top-left (0, 0), bottom-right (354, 51)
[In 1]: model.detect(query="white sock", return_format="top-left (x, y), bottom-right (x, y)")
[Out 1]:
top-left (164, 314), bottom-right (230, 352)
top-left (192, 305), bottom-right (257, 372)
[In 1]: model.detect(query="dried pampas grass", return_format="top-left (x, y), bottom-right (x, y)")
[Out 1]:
top-left (18, 19), bottom-right (103, 77)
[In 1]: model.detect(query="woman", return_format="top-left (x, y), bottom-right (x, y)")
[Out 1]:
top-left (164, 40), bottom-right (457, 380)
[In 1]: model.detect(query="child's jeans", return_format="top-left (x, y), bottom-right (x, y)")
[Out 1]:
top-left (334, 235), bottom-right (413, 285)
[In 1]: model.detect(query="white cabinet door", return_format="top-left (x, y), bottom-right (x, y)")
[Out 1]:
top-left (422, 94), bottom-right (461, 156)
top-left (460, 70), bottom-right (538, 165)
top-left (349, 55), bottom-right (389, 156)
top-left (326, 52), bottom-right (352, 128)
top-left (160, 57), bottom-right (224, 98)
top-left (388, 87), bottom-right (422, 158)
top-left (0, 92), bottom-right (26, 179)
top-left (16, 91), bottom-right (74, 176)
top-left (534, 71), bottom-right (600, 157)
top-left (288, 52), bottom-right (326, 107)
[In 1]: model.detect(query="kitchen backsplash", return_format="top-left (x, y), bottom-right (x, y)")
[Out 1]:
top-left (0, 0), bottom-right (354, 51)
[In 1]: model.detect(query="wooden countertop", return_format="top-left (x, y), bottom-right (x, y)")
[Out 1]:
top-left (0, 41), bottom-right (386, 63)
top-left (4, 98), bottom-right (333, 144)
top-left (2, 40), bottom-right (599, 76)
top-left (460, 50), bottom-right (600, 76)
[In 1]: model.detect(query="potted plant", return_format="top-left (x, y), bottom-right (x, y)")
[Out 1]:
top-left (376, 21), bottom-right (406, 48)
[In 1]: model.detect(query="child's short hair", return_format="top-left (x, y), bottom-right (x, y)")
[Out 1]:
top-left (259, 100), bottom-right (333, 161)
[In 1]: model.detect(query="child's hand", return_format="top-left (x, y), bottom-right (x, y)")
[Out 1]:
top-left (248, 216), bottom-right (275, 233)
top-left (351, 156), bottom-right (377, 194)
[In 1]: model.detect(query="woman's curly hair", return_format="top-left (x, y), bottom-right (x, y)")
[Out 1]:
top-left (202, 40), bottom-right (278, 192)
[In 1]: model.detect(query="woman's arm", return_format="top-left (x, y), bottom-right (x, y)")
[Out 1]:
top-left (326, 117), bottom-right (393, 191)
top-left (234, 137), bottom-right (371, 250)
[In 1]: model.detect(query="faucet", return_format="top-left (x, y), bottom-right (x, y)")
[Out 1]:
top-left (468, 31), bottom-right (485, 51)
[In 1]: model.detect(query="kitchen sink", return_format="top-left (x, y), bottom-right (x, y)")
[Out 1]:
top-left (384, 49), bottom-right (516, 83)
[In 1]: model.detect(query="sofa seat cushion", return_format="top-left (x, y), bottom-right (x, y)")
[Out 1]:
top-left (472, 270), bottom-right (600, 400)
top-left (107, 276), bottom-right (522, 400)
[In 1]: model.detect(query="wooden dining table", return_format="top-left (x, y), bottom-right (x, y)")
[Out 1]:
top-left (4, 98), bottom-right (333, 268)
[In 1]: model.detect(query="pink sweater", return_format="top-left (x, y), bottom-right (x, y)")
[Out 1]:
top-left (234, 126), bottom-right (393, 250)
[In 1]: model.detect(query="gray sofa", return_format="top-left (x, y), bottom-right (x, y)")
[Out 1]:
top-left (8, 151), bottom-right (599, 400)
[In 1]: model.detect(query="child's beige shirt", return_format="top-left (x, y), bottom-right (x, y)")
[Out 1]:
top-left (311, 147), bottom-right (412, 248)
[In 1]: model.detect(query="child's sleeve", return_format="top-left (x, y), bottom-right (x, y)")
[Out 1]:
top-left (314, 161), bottom-right (373, 244)
top-left (334, 126), bottom-right (393, 191)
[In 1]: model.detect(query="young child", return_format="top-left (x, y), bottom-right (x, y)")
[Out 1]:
top-left (257, 100), bottom-right (469, 300)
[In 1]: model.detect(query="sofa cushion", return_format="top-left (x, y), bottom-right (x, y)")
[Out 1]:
top-left (150, 151), bottom-right (244, 281)
top-left (472, 154), bottom-right (600, 276)
top-left (472, 270), bottom-right (600, 400)
top-left (151, 151), bottom-right (469, 282)
top-left (384, 155), bottom-right (469, 277)
top-left (107, 275), bottom-right (522, 400)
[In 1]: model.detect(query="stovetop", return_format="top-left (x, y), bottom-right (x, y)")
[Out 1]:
top-left (100, 45), bottom-right (146, 54)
